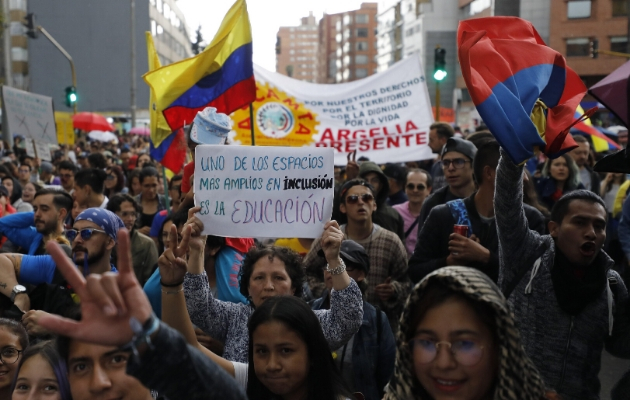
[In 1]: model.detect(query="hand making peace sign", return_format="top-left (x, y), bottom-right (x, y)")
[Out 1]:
top-left (37, 229), bottom-right (154, 346)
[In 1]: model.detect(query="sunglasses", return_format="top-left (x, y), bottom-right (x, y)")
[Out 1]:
top-left (406, 183), bottom-right (427, 191)
top-left (345, 193), bottom-right (374, 204)
top-left (442, 158), bottom-right (470, 169)
top-left (106, 174), bottom-right (116, 180)
top-left (65, 228), bottom-right (107, 242)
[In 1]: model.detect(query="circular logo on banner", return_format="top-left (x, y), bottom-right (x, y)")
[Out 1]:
top-left (232, 82), bottom-right (319, 147)
top-left (256, 102), bottom-right (295, 139)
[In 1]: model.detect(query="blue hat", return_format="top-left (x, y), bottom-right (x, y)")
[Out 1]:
top-left (75, 208), bottom-right (125, 242)
top-left (190, 107), bottom-right (233, 145)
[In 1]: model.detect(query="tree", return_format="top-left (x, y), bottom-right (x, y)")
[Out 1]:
top-left (191, 25), bottom-right (205, 55)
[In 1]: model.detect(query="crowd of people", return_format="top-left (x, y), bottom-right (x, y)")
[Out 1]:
top-left (0, 115), bottom-right (625, 400)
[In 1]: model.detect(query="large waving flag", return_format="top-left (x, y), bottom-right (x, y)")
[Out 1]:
top-left (146, 32), bottom-right (187, 173)
top-left (143, 0), bottom-right (255, 135)
top-left (571, 105), bottom-right (620, 152)
top-left (458, 17), bottom-right (587, 164)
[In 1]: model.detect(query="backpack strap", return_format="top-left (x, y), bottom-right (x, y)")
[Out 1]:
top-left (446, 199), bottom-right (473, 236)
top-left (404, 216), bottom-right (421, 239)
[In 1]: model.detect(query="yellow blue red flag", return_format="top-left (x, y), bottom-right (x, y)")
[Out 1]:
top-left (143, 0), bottom-right (255, 137)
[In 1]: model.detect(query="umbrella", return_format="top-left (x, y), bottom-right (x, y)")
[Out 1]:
top-left (129, 126), bottom-right (150, 136)
top-left (73, 112), bottom-right (114, 132)
top-left (88, 130), bottom-right (117, 142)
top-left (589, 60), bottom-right (630, 128)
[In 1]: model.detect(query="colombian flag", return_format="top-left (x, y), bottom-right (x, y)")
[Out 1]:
top-left (146, 33), bottom-right (187, 173)
top-left (143, 0), bottom-right (255, 138)
top-left (572, 105), bottom-right (620, 152)
top-left (458, 17), bottom-right (586, 165)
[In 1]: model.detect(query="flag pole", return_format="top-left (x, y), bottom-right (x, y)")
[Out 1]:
top-left (162, 165), bottom-right (171, 213)
top-left (249, 103), bottom-right (256, 146)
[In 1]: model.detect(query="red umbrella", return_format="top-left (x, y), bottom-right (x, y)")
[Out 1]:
top-left (72, 112), bottom-right (114, 132)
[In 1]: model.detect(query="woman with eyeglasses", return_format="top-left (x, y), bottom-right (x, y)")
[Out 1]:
top-left (393, 169), bottom-right (433, 258)
top-left (11, 341), bottom-right (71, 400)
top-left (104, 165), bottom-right (127, 198)
top-left (383, 266), bottom-right (556, 400)
top-left (0, 318), bottom-right (28, 400)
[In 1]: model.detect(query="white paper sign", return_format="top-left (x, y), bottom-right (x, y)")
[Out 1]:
top-left (1, 86), bottom-right (57, 145)
top-left (194, 145), bottom-right (335, 238)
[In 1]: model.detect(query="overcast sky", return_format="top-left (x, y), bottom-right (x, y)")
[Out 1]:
top-left (177, 0), bottom-right (367, 71)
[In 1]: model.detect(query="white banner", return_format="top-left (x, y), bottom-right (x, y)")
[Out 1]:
top-left (194, 145), bottom-right (334, 238)
top-left (1, 86), bottom-right (57, 161)
top-left (230, 54), bottom-right (435, 165)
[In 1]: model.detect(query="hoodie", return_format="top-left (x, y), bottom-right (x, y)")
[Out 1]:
top-left (383, 266), bottom-right (548, 400)
top-left (359, 162), bottom-right (405, 242)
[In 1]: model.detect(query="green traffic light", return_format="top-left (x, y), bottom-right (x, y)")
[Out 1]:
top-left (69, 93), bottom-right (77, 103)
top-left (434, 70), bottom-right (447, 81)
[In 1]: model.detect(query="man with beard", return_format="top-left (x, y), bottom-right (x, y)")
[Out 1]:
top-left (0, 188), bottom-right (72, 255)
top-left (0, 208), bottom-right (125, 334)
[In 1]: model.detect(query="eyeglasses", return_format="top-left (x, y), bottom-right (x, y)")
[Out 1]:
top-left (409, 338), bottom-right (484, 366)
top-left (406, 183), bottom-right (427, 191)
top-left (120, 211), bottom-right (138, 219)
top-left (442, 158), bottom-right (470, 169)
top-left (106, 174), bottom-right (116, 180)
top-left (0, 347), bottom-right (22, 365)
top-left (345, 193), bottom-right (374, 204)
top-left (65, 228), bottom-right (107, 242)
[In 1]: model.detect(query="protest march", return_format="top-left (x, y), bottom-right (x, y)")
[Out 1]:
top-left (0, 1), bottom-right (629, 400)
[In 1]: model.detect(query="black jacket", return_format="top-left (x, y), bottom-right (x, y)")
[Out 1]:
top-left (408, 193), bottom-right (545, 284)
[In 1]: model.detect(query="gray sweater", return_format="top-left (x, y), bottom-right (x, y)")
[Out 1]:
top-left (495, 151), bottom-right (630, 400)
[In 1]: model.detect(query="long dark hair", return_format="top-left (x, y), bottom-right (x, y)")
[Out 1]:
top-left (104, 165), bottom-right (126, 197)
top-left (246, 296), bottom-right (352, 400)
top-left (10, 341), bottom-right (72, 400)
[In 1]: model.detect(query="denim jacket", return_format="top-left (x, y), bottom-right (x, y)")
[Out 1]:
top-left (312, 291), bottom-right (396, 400)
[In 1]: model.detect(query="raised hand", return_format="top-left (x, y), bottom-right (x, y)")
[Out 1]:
top-left (37, 229), bottom-right (154, 346)
top-left (321, 220), bottom-right (343, 263)
top-left (184, 206), bottom-right (207, 253)
top-left (157, 223), bottom-right (192, 286)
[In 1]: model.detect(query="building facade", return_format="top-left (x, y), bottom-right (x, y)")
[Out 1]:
top-left (317, 3), bottom-right (378, 83)
top-left (26, 0), bottom-right (191, 116)
top-left (276, 12), bottom-right (319, 82)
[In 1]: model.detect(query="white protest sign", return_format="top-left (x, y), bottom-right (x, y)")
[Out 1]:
top-left (194, 145), bottom-right (334, 238)
top-left (1, 86), bottom-right (58, 147)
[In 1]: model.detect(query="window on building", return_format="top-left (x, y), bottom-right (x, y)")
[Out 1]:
top-left (357, 28), bottom-right (369, 38)
top-left (356, 41), bottom-right (369, 51)
top-left (355, 68), bottom-right (368, 78)
top-left (163, 3), bottom-right (171, 17)
top-left (156, 0), bottom-right (162, 12)
top-left (566, 38), bottom-right (590, 56)
top-left (156, 24), bottom-right (164, 35)
top-left (290, 49), bottom-right (295, 54)
top-left (613, 0), bottom-right (628, 16)
top-left (355, 14), bottom-right (369, 24)
top-left (611, 36), bottom-right (628, 52)
top-left (567, 0), bottom-right (591, 19)
top-left (151, 20), bottom-right (157, 36)
top-left (9, 0), bottom-right (26, 11)
top-left (355, 55), bottom-right (368, 64)
top-left (149, 0), bottom-right (155, 5)
top-left (11, 47), bottom-right (27, 61)
top-left (344, 14), bottom-right (352, 25)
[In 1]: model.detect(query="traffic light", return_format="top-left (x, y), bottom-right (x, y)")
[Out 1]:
top-left (590, 39), bottom-right (599, 59)
top-left (65, 86), bottom-right (77, 107)
top-left (434, 47), bottom-right (447, 81)
top-left (23, 13), bottom-right (38, 39)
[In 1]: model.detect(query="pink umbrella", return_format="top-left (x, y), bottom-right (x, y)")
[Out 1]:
top-left (129, 126), bottom-right (150, 136)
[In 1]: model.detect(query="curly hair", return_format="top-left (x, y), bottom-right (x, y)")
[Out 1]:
top-left (239, 244), bottom-right (305, 301)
